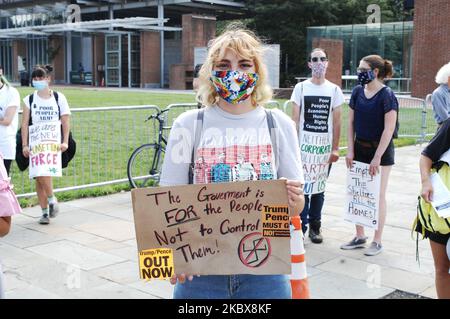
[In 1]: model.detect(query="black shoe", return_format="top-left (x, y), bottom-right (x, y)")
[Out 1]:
top-left (309, 220), bottom-right (323, 244)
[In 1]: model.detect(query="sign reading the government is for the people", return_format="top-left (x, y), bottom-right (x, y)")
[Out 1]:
top-left (131, 180), bottom-right (292, 280)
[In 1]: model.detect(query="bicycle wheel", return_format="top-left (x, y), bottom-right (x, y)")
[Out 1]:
top-left (127, 143), bottom-right (164, 188)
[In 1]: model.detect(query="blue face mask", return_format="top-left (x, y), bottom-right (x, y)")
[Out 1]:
top-left (32, 80), bottom-right (48, 91)
top-left (357, 70), bottom-right (376, 85)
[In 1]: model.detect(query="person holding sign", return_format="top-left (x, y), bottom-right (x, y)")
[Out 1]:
top-left (159, 25), bottom-right (305, 299)
top-left (416, 118), bottom-right (450, 299)
top-left (342, 55), bottom-right (398, 256)
top-left (21, 65), bottom-right (71, 225)
top-left (0, 65), bottom-right (20, 175)
top-left (291, 48), bottom-right (344, 244)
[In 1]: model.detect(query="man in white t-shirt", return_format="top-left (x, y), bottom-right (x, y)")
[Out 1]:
top-left (0, 66), bottom-right (20, 175)
top-left (291, 48), bottom-right (344, 244)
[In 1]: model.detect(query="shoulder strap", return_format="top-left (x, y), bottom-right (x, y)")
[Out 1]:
top-left (53, 91), bottom-right (61, 119)
top-left (188, 109), bottom-right (204, 184)
top-left (28, 93), bottom-right (33, 126)
top-left (265, 109), bottom-right (278, 174)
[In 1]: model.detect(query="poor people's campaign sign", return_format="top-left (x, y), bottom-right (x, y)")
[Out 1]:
top-left (29, 121), bottom-right (62, 178)
top-left (344, 161), bottom-right (380, 230)
top-left (131, 180), bottom-right (292, 280)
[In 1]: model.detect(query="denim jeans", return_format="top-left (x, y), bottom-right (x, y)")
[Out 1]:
top-left (300, 192), bottom-right (325, 233)
top-left (173, 274), bottom-right (291, 299)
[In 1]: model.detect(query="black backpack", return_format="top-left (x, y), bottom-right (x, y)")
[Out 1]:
top-left (15, 91), bottom-right (76, 171)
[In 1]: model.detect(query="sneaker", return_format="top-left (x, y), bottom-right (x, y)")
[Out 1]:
top-left (340, 236), bottom-right (368, 250)
top-left (364, 242), bottom-right (383, 256)
top-left (49, 201), bottom-right (59, 218)
top-left (39, 214), bottom-right (50, 225)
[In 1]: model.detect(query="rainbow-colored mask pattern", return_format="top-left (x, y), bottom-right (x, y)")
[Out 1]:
top-left (211, 70), bottom-right (258, 105)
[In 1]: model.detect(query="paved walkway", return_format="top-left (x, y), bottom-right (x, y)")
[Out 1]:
top-left (0, 145), bottom-right (437, 299)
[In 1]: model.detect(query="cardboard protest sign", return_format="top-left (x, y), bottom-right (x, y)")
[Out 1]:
top-left (131, 180), bottom-right (291, 280)
top-left (344, 161), bottom-right (380, 230)
top-left (300, 96), bottom-right (333, 195)
top-left (29, 121), bottom-right (62, 179)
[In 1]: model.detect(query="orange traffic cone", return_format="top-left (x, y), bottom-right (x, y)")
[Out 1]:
top-left (290, 215), bottom-right (310, 299)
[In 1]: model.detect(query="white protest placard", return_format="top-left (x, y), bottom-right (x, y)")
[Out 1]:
top-left (429, 172), bottom-right (450, 218)
top-left (29, 121), bottom-right (62, 179)
top-left (344, 161), bottom-right (380, 230)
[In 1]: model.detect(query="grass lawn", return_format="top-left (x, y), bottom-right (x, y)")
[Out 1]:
top-left (10, 86), bottom-right (433, 206)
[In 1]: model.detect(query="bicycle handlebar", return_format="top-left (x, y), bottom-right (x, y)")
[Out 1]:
top-left (145, 108), bottom-right (170, 122)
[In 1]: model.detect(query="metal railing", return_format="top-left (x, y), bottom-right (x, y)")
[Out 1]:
top-left (13, 97), bottom-right (436, 197)
top-left (295, 76), bottom-right (412, 94)
top-left (13, 105), bottom-right (161, 198)
top-left (282, 96), bottom-right (434, 150)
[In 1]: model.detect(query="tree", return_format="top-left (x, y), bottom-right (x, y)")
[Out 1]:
top-left (242, 0), bottom-right (408, 87)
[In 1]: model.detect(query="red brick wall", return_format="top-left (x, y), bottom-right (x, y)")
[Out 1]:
top-left (48, 36), bottom-right (65, 83)
top-left (412, 0), bottom-right (450, 98)
top-left (92, 35), bottom-right (105, 86)
top-left (140, 31), bottom-right (161, 88)
top-left (312, 38), bottom-right (343, 87)
top-left (182, 14), bottom-right (216, 66)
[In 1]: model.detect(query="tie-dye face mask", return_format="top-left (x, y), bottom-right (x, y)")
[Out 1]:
top-left (211, 70), bottom-right (258, 104)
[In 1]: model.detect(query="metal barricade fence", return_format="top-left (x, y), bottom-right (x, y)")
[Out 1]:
top-left (13, 96), bottom-right (433, 197)
top-left (423, 93), bottom-right (437, 140)
top-left (13, 105), bottom-right (160, 198)
top-left (282, 96), bottom-right (430, 149)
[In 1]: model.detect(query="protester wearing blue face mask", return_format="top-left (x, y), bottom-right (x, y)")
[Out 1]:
top-left (21, 65), bottom-right (71, 225)
top-left (341, 55), bottom-right (399, 257)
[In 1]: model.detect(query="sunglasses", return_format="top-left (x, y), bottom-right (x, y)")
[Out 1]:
top-left (357, 68), bottom-right (372, 73)
top-left (310, 57), bottom-right (328, 62)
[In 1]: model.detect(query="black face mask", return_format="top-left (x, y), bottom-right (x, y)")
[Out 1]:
top-left (357, 70), bottom-right (376, 85)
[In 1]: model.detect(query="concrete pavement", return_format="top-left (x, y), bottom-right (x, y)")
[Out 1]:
top-left (0, 145), bottom-right (437, 299)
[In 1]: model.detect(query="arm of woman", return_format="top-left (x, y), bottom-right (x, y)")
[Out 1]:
top-left (345, 108), bottom-right (355, 169)
top-left (0, 106), bottom-right (17, 126)
top-left (0, 217), bottom-right (11, 237)
top-left (21, 104), bottom-right (30, 158)
top-left (420, 155), bottom-right (433, 203)
top-left (369, 110), bottom-right (396, 176)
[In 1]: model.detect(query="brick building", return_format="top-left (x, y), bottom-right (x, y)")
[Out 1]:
top-left (0, 0), bottom-right (246, 89)
top-left (411, 0), bottom-right (450, 98)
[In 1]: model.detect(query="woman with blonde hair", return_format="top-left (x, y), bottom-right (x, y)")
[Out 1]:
top-left (159, 25), bottom-right (305, 299)
top-left (431, 62), bottom-right (450, 126)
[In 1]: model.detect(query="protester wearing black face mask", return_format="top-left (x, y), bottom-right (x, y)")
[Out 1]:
top-left (341, 55), bottom-right (399, 257)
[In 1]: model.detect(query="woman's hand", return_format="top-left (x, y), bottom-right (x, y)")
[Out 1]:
top-left (61, 142), bottom-right (68, 152)
top-left (369, 155), bottom-right (381, 176)
top-left (345, 150), bottom-right (354, 169)
top-left (282, 179), bottom-right (304, 216)
top-left (421, 179), bottom-right (433, 203)
top-left (23, 145), bottom-right (30, 158)
top-left (170, 274), bottom-right (197, 285)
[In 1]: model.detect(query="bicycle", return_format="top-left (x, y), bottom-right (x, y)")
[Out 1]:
top-left (127, 108), bottom-right (169, 188)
